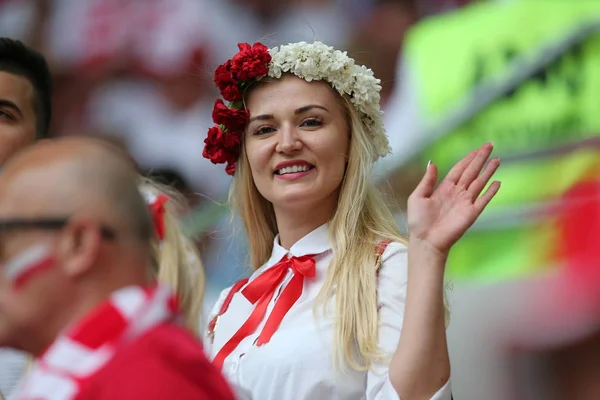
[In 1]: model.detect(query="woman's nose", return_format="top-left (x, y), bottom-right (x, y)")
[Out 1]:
top-left (276, 125), bottom-right (302, 154)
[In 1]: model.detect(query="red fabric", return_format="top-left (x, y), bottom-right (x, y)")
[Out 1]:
top-left (248, 256), bottom-right (315, 346)
top-left (557, 180), bottom-right (600, 308)
top-left (69, 299), bottom-right (128, 349)
top-left (559, 181), bottom-right (600, 275)
top-left (78, 323), bottom-right (235, 400)
top-left (213, 255), bottom-right (316, 369)
top-left (148, 194), bottom-right (168, 240)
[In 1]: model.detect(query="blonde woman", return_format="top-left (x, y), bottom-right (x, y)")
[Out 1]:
top-left (203, 42), bottom-right (501, 400)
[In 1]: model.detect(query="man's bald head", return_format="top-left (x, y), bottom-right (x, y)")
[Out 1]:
top-left (0, 137), bottom-right (153, 243)
top-left (0, 138), bottom-right (155, 353)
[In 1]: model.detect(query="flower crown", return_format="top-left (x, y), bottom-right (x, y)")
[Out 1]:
top-left (203, 41), bottom-right (391, 175)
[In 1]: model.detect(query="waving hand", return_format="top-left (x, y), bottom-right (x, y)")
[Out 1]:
top-left (407, 142), bottom-right (501, 256)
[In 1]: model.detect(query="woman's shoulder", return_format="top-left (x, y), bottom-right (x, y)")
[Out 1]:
top-left (377, 240), bottom-right (409, 284)
top-left (379, 240), bottom-right (408, 260)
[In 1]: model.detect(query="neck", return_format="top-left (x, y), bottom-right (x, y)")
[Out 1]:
top-left (274, 201), bottom-right (335, 249)
top-left (22, 300), bottom-right (80, 356)
top-left (23, 261), bottom-right (152, 357)
top-left (22, 289), bottom-right (103, 356)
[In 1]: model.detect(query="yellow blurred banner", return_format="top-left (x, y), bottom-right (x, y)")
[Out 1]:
top-left (399, 0), bottom-right (600, 281)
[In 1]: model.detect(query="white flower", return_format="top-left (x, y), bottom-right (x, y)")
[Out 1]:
top-left (265, 41), bottom-right (390, 161)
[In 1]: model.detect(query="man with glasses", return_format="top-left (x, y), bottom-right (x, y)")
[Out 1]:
top-left (0, 137), bottom-right (235, 400)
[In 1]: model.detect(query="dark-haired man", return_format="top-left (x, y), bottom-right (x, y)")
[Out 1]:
top-left (0, 37), bottom-right (53, 398)
top-left (0, 37), bottom-right (52, 165)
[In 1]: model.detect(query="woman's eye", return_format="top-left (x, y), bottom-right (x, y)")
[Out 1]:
top-left (254, 126), bottom-right (275, 135)
top-left (301, 118), bottom-right (322, 128)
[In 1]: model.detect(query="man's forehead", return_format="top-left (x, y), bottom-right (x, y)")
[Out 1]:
top-left (0, 137), bottom-right (133, 217)
top-left (0, 71), bottom-right (34, 108)
top-left (0, 165), bottom-right (67, 217)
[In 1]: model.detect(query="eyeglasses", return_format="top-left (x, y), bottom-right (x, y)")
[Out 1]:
top-left (0, 218), bottom-right (116, 239)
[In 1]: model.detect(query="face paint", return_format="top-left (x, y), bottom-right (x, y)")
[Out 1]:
top-left (3, 244), bottom-right (55, 289)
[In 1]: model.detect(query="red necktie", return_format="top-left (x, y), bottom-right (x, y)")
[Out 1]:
top-left (213, 254), bottom-right (316, 369)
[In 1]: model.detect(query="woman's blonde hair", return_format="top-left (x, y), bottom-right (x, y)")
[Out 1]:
top-left (139, 176), bottom-right (205, 333)
top-left (230, 78), bottom-right (449, 371)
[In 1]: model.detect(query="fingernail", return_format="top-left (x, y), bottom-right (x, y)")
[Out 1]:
top-left (487, 141), bottom-right (494, 146)
top-left (427, 160), bottom-right (431, 168)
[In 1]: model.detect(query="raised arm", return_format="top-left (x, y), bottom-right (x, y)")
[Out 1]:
top-left (390, 142), bottom-right (500, 399)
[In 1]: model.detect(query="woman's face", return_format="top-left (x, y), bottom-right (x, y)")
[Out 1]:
top-left (244, 75), bottom-right (350, 214)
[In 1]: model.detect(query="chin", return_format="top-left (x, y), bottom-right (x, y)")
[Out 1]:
top-left (271, 190), bottom-right (319, 209)
top-left (274, 189), bottom-right (337, 214)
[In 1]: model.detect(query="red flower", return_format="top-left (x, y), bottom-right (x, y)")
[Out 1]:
top-left (208, 41), bottom-right (271, 176)
top-left (230, 42), bottom-right (271, 81)
top-left (204, 146), bottom-right (237, 165)
top-left (207, 124), bottom-right (241, 149)
top-left (204, 125), bottom-right (224, 146)
top-left (224, 130), bottom-right (242, 149)
top-left (203, 125), bottom-right (241, 171)
top-left (212, 99), bottom-right (249, 133)
top-left (225, 162), bottom-right (236, 176)
top-left (214, 60), bottom-right (242, 102)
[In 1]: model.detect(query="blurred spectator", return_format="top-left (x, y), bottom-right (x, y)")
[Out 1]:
top-left (0, 1), bottom-right (39, 42)
top-left (77, 0), bottom-right (227, 200)
top-left (509, 328), bottom-right (600, 400)
top-left (85, 75), bottom-right (227, 200)
top-left (270, 0), bottom-right (351, 49)
top-left (348, 0), bottom-right (416, 105)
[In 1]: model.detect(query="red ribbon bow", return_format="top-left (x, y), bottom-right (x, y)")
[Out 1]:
top-left (213, 254), bottom-right (316, 369)
top-left (148, 194), bottom-right (168, 240)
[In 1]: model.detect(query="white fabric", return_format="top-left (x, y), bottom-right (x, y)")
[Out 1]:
top-left (13, 368), bottom-right (77, 400)
top-left (205, 224), bottom-right (451, 400)
top-left (138, 187), bottom-right (160, 209)
top-left (43, 338), bottom-right (112, 378)
top-left (110, 284), bottom-right (146, 319)
top-left (0, 350), bottom-right (27, 399)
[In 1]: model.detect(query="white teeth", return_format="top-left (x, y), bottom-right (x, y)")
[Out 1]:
top-left (277, 165), bottom-right (311, 175)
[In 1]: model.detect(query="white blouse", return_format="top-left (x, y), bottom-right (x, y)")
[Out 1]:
top-left (204, 224), bottom-right (452, 400)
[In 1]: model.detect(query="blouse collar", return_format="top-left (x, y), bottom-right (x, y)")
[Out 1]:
top-left (262, 223), bottom-right (331, 271)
